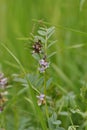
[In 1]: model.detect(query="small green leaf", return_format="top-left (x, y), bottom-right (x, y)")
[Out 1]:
top-left (48, 52), bottom-right (57, 58)
top-left (47, 30), bottom-right (55, 39)
top-left (67, 44), bottom-right (84, 49)
top-left (32, 53), bottom-right (40, 61)
top-left (46, 78), bottom-right (53, 88)
top-left (47, 40), bottom-right (57, 48)
top-left (59, 111), bottom-right (68, 116)
top-left (68, 126), bottom-right (77, 130)
top-left (14, 77), bottom-right (27, 84)
top-left (25, 97), bottom-right (34, 106)
top-left (52, 120), bottom-right (61, 125)
top-left (36, 77), bottom-right (44, 87)
top-left (34, 35), bottom-right (46, 43)
top-left (39, 27), bottom-right (46, 31)
top-left (55, 127), bottom-right (65, 130)
top-left (17, 87), bottom-right (28, 95)
top-left (47, 26), bottom-right (55, 35)
top-left (51, 112), bottom-right (57, 121)
top-left (38, 30), bottom-right (47, 36)
top-left (47, 26), bottom-right (55, 39)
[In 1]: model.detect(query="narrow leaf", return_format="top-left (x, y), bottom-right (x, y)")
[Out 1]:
top-left (38, 30), bottom-right (47, 36)
top-left (48, 52), bottom-right (57, 59)
top-left (67, 44), bottom-right (85, 49)
top-left (32, 53), bottom-right (40, 61)
top-left (46, 78), bottom-right (53, 88)
top-left (47, 26), bottom-right (55, 35)
top-left (52, 64), bottom-right (74, 88)
top-left (48, 40), bottom-right (57, 48)
top-left (47, 29), bottom-right (55, 39)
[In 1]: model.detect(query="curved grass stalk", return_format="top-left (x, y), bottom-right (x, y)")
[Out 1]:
top-left (1, 43), bottom-right (26, 74)
top-left (52, 63), bottom-right (74, 89)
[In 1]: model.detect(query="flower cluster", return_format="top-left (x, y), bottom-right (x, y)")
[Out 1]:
top-left (32, 39), bottom-right (49, 73)
top-left (32, 40), bottom-right (42, 54)
top-left (39, 58), bottom-right (49, 73)
top-left (0, 73), bottom-right (8, 112)
top-left (0, 73), bottom-right (8, 89)
top-left (36, 94), bottom-right (46, 106)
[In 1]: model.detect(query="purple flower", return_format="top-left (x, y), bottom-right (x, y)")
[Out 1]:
top-left (39, 59), bottom-right (49, 68)
top-left (0, 73), bottom-right (8, 114)
top-left (0, 78), bottom-right (8, 85)
top-left (38, 67), bottom-right (45, 73)
top-left (39, 59), bottom-right (49, 73)
top-left (36, 94), bottom-right (46, 106)
top-left (0, 74), bottom-right (8, 89)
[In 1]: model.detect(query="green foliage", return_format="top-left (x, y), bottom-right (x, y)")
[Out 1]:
top-left (68, 126), bottom-right (76, 130)
top-left (0, 0), bottom-right (87, 130)
top-left (80, 83), bottom-right (87, 103)
top-left (48, 112), bottom-right (65, 130)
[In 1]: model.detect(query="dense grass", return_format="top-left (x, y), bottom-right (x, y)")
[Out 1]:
top-left (0, 0), bottom-right (87, 130)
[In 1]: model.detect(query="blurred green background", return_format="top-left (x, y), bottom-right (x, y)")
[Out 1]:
top-left (1, 0), bottom-right (87, 129)
top-left (0, 0), bottom-right (87, 91)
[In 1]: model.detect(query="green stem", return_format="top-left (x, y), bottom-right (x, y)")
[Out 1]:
top-left (58, 100), bottom-right (64, 114)
top-left (68, 112), bottom-right (74, 126)
top-left (44, 33), bottom-right (51, 129)
top-left (0, 112), bottom-right (4, 128)
top-left (44, 72), bottom-right (49, 120)
top-left (55, 83), bottom-right (68, 94)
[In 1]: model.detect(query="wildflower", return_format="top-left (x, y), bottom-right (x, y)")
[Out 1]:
top-left (38, 66), bottom-right (45, 73)
top-left (32, 40), bottom-right (42, 54)
top-left (0, 73), bottom-right (8, 89)
top-left (0, 78), bottom-right (8, 85)
top-left (0, 73), bottom-right (9, 113)
top-left (39, 59), bottom-right (49, 73)
top-left (36, 94), bottom-right (46, 106)
top-left (39, 59), bottom-right (49, 68)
